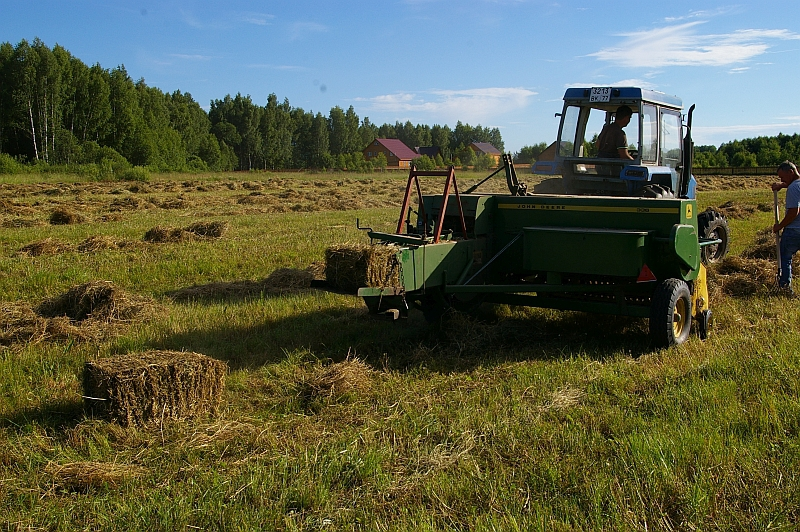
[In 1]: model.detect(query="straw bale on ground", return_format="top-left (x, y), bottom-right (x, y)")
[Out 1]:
top-left (325, 243), bottom-right (401, 293)
top-left (83, 350), bottom-right (227, 426)
top-left (46, 461), bottom-right (145, 492)
top-left (18, 238), bottom-right (73, 256)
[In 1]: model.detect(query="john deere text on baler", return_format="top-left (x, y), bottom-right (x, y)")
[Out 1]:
top-left (356, 87), bottom-right (730, 347)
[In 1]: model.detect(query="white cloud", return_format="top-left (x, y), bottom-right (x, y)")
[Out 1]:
top-left (289, 22), bottom-right (328, 40)
top-left (169, 54), bottom-right (213, 61)
top-left (363, 87), bottom-right (536, 124)
top-left (565, 79), bottom-right (657, 90)
top-left (590, 21), bottom-right (800, 68)
top-left (247, 64), bottom-right (308, 72)
top-left (663, 7), bottom-right (738, 23)
top-left (240, 12), bottom-right (274, 26)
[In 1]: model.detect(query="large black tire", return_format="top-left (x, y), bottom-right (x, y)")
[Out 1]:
top-left (698, 209), bottom-right (730, 264)
top-left (650, 278), bottom-right (692, 347)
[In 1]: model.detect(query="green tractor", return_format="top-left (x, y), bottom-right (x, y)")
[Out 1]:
top-left (356, 87), bottom-right (730, 347)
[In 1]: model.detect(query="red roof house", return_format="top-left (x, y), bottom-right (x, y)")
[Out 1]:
top-left (363, 139), bottom-right (419, 168)
top-left (469, 142), bottom-right (502, 164)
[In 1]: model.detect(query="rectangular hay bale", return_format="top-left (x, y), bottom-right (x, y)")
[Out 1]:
top-left (83, 350), bottom-right (227, 426)
top-left (324, 243), bottom-right (401, 293)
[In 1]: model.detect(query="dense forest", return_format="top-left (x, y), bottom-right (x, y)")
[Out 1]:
top-left (0, 39), bottom-right (503, 174)
top-left (2, 39), bottom-right (798, 176)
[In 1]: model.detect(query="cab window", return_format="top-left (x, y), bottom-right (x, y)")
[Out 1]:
top-left (660, 110), bottom-right (682, 168)
top-left (641, 104), bottom-right (658, 162)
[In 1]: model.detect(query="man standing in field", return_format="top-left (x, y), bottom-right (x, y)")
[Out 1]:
top-left (771, 160), bottom-right (800, 294)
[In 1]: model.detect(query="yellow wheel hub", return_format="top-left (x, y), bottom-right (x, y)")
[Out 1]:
top-left (673, 298), bottom-right (688, 338)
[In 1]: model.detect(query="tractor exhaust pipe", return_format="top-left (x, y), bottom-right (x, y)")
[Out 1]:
top-left (679, 104), bottom-right (696, 198)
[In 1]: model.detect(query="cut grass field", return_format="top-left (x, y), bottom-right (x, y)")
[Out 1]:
top-left (1, 169), bottom-right (799, 531)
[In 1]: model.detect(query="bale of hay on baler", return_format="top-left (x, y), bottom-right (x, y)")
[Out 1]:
top-left (83, 350), bottom-right (227, 426)
top-left (324, 243), bottom-right (401, 293)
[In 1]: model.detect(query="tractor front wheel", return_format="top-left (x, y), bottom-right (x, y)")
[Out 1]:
top-left (650, 278), bottom-right (692, 347)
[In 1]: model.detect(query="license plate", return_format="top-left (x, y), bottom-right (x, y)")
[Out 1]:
top-left (590, 87), bottom-right (611, 102)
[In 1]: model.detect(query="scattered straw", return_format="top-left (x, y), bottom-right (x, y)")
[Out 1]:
top-left (712, 201), bottom-right (757, 220)
top-left (18, 238), bottom-right (73, 256)
top-left (325, 243), bottom-right (400, 293)
top-left (143, 225), bottom-right (189, 243)
top-left (185, 221), bottom-right (228, 238)
top-left (83, 350), bottom-right (227, 426)
top-left (539, 386), bottom-right (586, 411)
top-left (144, 221), bottom-right (228, 243)
top-left (306, 358), bottom-right (374, 400)
top-left (49, 207), bottom-right (84, 225)
top-left (0, 301), bottom-right (94, 345)
top-left (46, 461), bottom-right (145, 492)
top-left (169, 267), bottom-right (314, 302)
top-left (37, 280), bottom-right (155, 323)
top-left (708, 229), bottom-right (798, 297)
top-left (306, 261), bottom-right (326, 281)
top-left (77, 235), bottom-right (134, 253)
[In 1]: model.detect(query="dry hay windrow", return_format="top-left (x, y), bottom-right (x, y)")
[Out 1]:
top-left (1, 301), bottom-right (95, 345)
top-left (185, 221), bottom-right (228, 238)
top-left (83, 350), bottom-right (227, 426)
top-left (49, 207), bottom-right (85, 225)
top-left (696, 174), bottom-right (774, 192)
top-left (306, 358), bottom-right (374, 401)
top-left (708, 228), bottom-right (798, 297)
top-left (37, 280), bottom-right (157, 323)
top-left (325, 243), bottom-right (401, 293)
top-left (45, 461), bottom-right (146, 492)
top-left (144, 221), bottom-right (228, 243)
top-left (18, 238), bottom-right (74, 256)
top-left (3, 217), bottom-right (43, 228)
top-left (711, 200), bottom-right (762, 220)
top-left (143, 225), bottom-right (188, 243)
top-left (77, 235), bottom-right (136, 253)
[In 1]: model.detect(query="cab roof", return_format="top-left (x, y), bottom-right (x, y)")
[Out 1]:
top-left (563, 87), bottom-right (683, 110)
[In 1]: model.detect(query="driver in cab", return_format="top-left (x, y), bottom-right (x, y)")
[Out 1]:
top-left (596, 105), bottom-right (635, 160)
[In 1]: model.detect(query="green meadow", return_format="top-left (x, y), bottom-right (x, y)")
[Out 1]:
top-left (1, 170), bottom-right (798, 531)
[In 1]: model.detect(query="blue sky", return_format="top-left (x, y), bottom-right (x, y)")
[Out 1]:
top-left (2, 0), bottom-right (799, 153)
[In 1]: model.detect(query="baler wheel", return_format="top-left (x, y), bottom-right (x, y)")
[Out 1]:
top-left (650, 278), bottom-right (692, 347)
top-left (698, 210), bottom-right (730, 264)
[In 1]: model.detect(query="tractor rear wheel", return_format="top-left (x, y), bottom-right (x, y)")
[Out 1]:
top-left (698, 210), bottom-right (730, 264)
top-left (650, 278), bottom-right (692, 347)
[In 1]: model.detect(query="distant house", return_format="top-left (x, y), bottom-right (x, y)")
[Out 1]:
top-left (363, 139), bottom-right (419, 168)
top-left (415, 146), bottom-right (441, 159)
top-left (469, 142), bottom-right (502, 164)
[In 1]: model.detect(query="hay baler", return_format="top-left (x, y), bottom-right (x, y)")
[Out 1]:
top-left (357, 87), bottom-right (728, 347)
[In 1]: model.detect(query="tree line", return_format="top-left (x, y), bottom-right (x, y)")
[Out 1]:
top-left (0, 39), bottom-right (504, 174)
top-left (512, 135), bottom-right (800, 169)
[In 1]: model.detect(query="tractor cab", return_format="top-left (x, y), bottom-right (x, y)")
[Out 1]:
top-left (540, 87), bottom-right (696, 199)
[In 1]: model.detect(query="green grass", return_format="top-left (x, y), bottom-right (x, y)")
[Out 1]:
top-left (1, 170), bottom-right (799, 531)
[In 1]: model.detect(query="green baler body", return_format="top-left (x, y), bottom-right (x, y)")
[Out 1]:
top-left (360, 193), bottom-right (701, 318)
